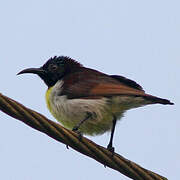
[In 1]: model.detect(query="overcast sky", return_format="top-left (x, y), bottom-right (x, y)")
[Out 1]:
top-left (0, 0), bottom-right (179, 180)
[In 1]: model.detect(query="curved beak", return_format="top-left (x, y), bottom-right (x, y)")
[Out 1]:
top-left (17, 68), bottom-right (45, 75)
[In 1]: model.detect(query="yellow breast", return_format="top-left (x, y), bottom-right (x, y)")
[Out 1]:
top-left (45, 86), bottom-right (54, 114)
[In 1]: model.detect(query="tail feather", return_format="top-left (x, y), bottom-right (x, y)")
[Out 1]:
top-left (143, 94), bottom-right (174, 105)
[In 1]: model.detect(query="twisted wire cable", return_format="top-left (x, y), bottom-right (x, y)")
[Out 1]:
top-left (0, 93), bottom-right (167, 180)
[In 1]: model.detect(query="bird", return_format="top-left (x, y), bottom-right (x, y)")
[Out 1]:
top-left (17, 56), bottom-right (174, 151)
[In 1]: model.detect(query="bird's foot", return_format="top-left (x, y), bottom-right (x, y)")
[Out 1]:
top-left (107, 144), bottom-right (115, 155)
top-left (72, 127), bottom-right (83, 141)
top-left (72, 125), bottom-right (79, 132)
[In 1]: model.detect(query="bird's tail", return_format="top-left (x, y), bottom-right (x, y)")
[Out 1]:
top-left (143, 94), bottom-right (174, 105)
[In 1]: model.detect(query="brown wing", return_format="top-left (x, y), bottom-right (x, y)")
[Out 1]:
top-left (90, 83), bottom-right (145, 96)
top-left (61, 68), bottom-right (145, 98)
top-left (110, 75), bottom-right (144, 91)
top-left (61, 68), bottom-right (173, 105)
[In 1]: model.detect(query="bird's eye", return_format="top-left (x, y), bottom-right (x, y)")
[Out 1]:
top-left (49, 64), bottom-right (58, 72)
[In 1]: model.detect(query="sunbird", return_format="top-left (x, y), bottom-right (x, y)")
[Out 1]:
top-left (18, 56), bottom-right (173, 151)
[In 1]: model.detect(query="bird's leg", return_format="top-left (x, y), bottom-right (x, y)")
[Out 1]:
top-left (107, 116), bottom-right (117, 152)
top-left (72, 112), bottom-right (92, 141)
top-left (72, 112), bottom-right (92, 132)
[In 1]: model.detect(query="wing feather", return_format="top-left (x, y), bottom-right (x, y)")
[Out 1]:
top-left (61, 68), bottom-right (145, 98)
top-left (60, 68), bottom-right (173, 105)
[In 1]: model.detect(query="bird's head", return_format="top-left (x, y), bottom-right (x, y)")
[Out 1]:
top-left (17, 56), bottom-right (83, 87)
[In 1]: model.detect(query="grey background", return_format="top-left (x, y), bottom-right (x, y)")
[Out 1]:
top-left (0, 0), bottom-right (179, 180)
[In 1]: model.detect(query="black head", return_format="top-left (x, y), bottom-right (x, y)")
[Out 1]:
top-left (18, 56), bottom-right (83, 87)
